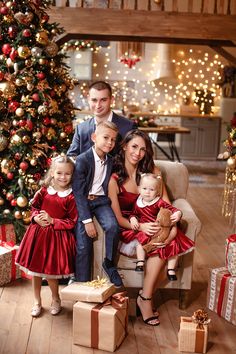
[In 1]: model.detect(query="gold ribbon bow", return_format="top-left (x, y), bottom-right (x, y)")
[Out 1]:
top-left (192, 309), bottom-right (211, 329)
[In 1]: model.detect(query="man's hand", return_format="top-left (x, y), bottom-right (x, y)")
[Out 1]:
top-left (85, 221), bottom-right (97, 238)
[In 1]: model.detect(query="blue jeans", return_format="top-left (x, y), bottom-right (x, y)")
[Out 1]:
top-left (75, 196), bottom-right (120, 281)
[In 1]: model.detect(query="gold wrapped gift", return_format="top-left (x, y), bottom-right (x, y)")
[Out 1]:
top-left (73, 292), bottom-right (129, 352)
top-left (61, 278), bottom-right (115, 303)
top-left (0, 242), bottom-right (21, 286)
top-left (178, 312), bottom-right (210, 353)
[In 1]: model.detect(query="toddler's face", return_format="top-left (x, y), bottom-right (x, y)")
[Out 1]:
top-left (139, 177), bottom-right (160, 203)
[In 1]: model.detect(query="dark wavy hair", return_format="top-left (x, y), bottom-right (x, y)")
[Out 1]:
top-left (113, 129), bottom-right (155, 186)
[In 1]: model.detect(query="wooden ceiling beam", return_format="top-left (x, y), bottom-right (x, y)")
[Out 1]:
top-left (48, 8), bottom-right (236, 43)
top-left (210, 46), bottom-right (236, 65)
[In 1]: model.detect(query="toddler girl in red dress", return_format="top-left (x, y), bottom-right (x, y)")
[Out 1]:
top-left (128, 173), bottom-right (194, 280)
top-left (16, 156), bottom-right (78, 317)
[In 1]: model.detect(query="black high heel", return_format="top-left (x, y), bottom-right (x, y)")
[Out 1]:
top-left (136, 293), bottom-right (160, 326)
top-left (134, 260), bottom-right (145, 272)
top-left (167, 268), bottom-right (177, 281)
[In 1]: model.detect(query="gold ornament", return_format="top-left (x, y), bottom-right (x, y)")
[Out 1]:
top-left (38, 58), bottom-right (47, 65)
top-left (38, 105), bottom-right (47, 115)
top-left (2, 81), bottom-right (16, 98)
top-left (22, 210), bottom-right (31, 224)
top-left (44, 42), bottom-right (58, 57)
top-left (36, 30), bottom-right (49, 45)
top-left (60, 132), bottom-right (66, 139)
top-left (3, 209), bottom-right (11, 216)
top-left (0, 134), bottom-right (8, 151)
top-left (27, 83), bottom-right (34, 91)
top-left (33, 131), bottom-right (42, 140)
top-left (15, 78), bottom-right (24, 86)
top-left (11, 134), bottom-right (22, 144)
top-left (18, 46), bottom-right (31, 59)
top-left (14, 210), bottom-right (22, 219)
top-left (15, 107), bottom-right (25, 116)
top-left (16, 195), bottom-right (28, 208)
top-left (0, 197), bottom-right (4, 206)
top-left (30, 159), bottom-right (37, 166)
top-left (1, 159), bottom-right (9, 173)
top-left (22, 135), bottom-right (31, 144)
top-left (227, 156), bottom-right (236, 170)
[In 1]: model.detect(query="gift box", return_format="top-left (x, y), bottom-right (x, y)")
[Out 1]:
top-left (61, 278), bottom-right (115, 303)
top-left (73, 292), bottom-right (129, 352)
top-left (226, 234), bottom-right (236, 276)
top-left (178, 316), bottom-right (209, 353)
top-left (0, 224), bottom-right (16, 244)
top-left (0, 242), bottom-right (21, 286)
top-left (207, 267), bottom-right (236, 325)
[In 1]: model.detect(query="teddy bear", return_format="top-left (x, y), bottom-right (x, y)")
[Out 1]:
top-left (142, 207), bottom-right (172, 254)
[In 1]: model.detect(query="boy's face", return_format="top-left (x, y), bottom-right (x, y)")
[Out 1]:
top-left (88, 88), bottom-right (113, 119)
top-left (92, 127), bottom-right (117, 157)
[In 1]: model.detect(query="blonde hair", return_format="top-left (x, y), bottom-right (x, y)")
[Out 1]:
top-left (139, 173), bottom-right (163, 196)
top-left (95, 121), bottom-right (118, 134)
top-left (40, 155), bottom-right (75, 187)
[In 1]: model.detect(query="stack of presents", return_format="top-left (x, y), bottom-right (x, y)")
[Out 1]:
top-left (178, 233), bottom-right (236, 353)
top-left (1, 224), bottom-right (235, 353)
top-left (61, 278), bottom-right (129, 352)
top-left (0, 224), bottom-right (22, 286)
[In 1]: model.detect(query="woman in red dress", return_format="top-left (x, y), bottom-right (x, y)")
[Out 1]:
top-left (16, 156), bottom-right (78, 317)
top-left (108, 130), bottom-right (184, 326)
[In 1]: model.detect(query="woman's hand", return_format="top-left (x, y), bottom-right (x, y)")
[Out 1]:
top-left (170, 210), bottom-right (182, 224)
top-left (139, 222), bottom-right (161, 236)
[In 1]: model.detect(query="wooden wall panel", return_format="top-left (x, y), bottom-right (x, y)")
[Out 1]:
top-left (123, 0), bottom-right (136, 10)
top-left (217, 0), bottom-right (229, 15)
top-left (202, 0), bottom-right (215, 14)
top-left (137, 0), bottom-right (149, 10)
top-left (230, 0), bottom-right (236, 15)
top-left (163, 0), bottom-right (173, 11)
top-left (109, 0), bottom-right (122, 9)
top-left (191, 0), bottom-right (202, 12)
top-left (93, 0), bottom-right (109, 8)
top-left (176, 0), bottom-right (189, 12)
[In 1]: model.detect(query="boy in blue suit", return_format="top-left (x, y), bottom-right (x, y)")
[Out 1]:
top-left (72, 121), bottom-right (123, 287)
top-left (67, 81), bottom-right (137, 157)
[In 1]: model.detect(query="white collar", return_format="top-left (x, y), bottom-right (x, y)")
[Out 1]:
top-left (92, 146), bottom-right (107, 164)
top-left (136, 195), bottom-right (160, 208)
top-left (47, 186), bottom-right (72, 197)
top-left (94, 111), bottom-right (113, 125)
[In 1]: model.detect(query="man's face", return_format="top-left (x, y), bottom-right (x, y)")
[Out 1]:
top-left (88, 88), bottom-right (113, 119)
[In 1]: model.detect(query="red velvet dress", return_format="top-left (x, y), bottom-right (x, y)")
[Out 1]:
top-left (15, 186), bottom-right (78, 278)
top-left (112, 175), bottom-right (194, 259)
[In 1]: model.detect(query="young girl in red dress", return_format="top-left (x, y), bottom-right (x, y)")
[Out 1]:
top-left (16, 156), bottom-right (78, 317)
top-left (128, 173), bottom-right (194, 280)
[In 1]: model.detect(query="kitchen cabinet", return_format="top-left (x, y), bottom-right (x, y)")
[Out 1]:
top-left (180, 117), bottom-right (221, 160)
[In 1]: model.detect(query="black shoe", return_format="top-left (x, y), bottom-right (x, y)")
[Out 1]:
top-left (68, 276), bottom-right (76, 285)
top-left (42, 278), bottom-right (48, 286)
top-left (102, 261), bottom-right (124, 288)
top-left (167, 269), bottom-right (177, 281)
top-left (134, 260), bottom-right (145, 272)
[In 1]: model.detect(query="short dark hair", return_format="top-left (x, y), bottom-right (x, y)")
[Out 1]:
top-left (89, 81), bottom-right (112, 97)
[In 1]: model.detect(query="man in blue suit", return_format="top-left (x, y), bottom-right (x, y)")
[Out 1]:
top-left (67, 81), bottom-right (137, 157)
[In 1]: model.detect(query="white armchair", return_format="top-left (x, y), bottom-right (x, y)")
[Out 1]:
top-left (92, 160), bottom-right (201, 307)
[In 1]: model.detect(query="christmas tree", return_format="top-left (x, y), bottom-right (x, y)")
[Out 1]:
top-left (0, 0), bottom-right (75, 241)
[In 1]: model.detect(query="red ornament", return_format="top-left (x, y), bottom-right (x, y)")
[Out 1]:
top-left (19, 161), bottom-right (29, 171)
top-left (51, 145), bottom-right (56, 151)
top-left (6, 172), bottom-right (14, 180)
top-left (19, 119), bottom-right (26, 127)
top-left (33, 173), bottom-right (41, 182)
top-left (11, 199), bottom-right (17, 206)
top-left (0, 71), bottom-right (4, 81)
top-left (22, 29), bottom-right (32, 37)
top-left (37, 72), bottom-right (46, 80)
top-left (6, 192), bottom-right (14, 201)
top-left (50, 90), bottom-right (56, 97)
top-left (26, 119), bottom-right (33, 130)
top-left (2, 43), bottom-right (12, 55)
top-left (8, 26), bottom-right (17, 39)
top-left (8, 101), bottom-right (20, 112)
top-left (32, 93), bottom-right (40, 102)
top-left (10, 48), bottom-right (18, 61)
top-left (0, 6), bottom-right (9, 15)
top-left (15, 152), bottom-right (22, 160)
top-left (64, 124), bottom-right (73, 134)
top-left (43, 117), bottom-right (51, 126)
top-left (120, 56), bottom-right (141, 69)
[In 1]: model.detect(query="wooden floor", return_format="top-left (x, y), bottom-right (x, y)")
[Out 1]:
top-left (1, 162), bottom-right (235, 354)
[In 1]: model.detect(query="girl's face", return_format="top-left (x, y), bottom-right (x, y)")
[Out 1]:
top-left (139, 177), bottom-right (159, 202)
top-left (51, 162), bottom-right (73, 191)
top-left (124, 136), bottom-right (146, 165)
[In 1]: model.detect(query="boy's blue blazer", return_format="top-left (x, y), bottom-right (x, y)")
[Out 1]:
top-left (72, 147), bottom-right (113, 222)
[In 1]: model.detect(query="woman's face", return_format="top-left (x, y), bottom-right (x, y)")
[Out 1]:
top-left (124, 136), bottom-right (146, 165)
